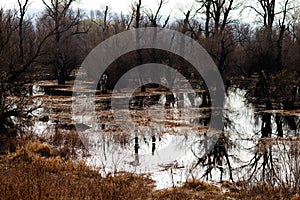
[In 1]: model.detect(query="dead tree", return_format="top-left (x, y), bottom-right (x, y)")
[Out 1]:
top-left (195, 0), bottom-right (236, 76)
top-left (0, 3), bottom-right (53, 136)
top-left (133, 0), bottom-right (145, 87)
top-left (248, 0), bottom-right (293, 72)
top-left (276, 0), bottom-right (290, 71)
top-left (41, 0), bottom-right (87, 84)
top-left (196, 0), bottom-right (235, 36)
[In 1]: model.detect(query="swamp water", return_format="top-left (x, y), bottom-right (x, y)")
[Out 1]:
top-left (30, 81), bottom-right (300, 189)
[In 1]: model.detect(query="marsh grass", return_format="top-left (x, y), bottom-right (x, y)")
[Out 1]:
top-left (0, 140), bottom-right (154, 200)
top-left (1, 139), bottom-right (300, 199)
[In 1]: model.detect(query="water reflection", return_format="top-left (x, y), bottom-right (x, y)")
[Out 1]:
top-left (77, 87), bottom-right (214, 184)
top-left (224, 88), bottom-right (300, 187)
top-left (32, 82), bottom-right (300, 189)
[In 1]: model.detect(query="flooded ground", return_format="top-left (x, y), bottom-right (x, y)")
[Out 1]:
top-left (29, 80), bottom-right (300, 189)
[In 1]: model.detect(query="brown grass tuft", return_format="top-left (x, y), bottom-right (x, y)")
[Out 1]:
top-left (0, 140), bottom-right (155, 200)
top-left (292, 193), bottom-right (300, 200)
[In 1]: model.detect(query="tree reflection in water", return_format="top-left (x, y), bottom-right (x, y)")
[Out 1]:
top-left (192, 132), bottom-right (233, 182)
top-left (190, 84), bottom-right (234, 182)
top-left (230, 84), bottom-right (300, 187)
top-left (191, 85), bottom-right (299, 185)
top-left (90, 85), bottom-right (299, 186)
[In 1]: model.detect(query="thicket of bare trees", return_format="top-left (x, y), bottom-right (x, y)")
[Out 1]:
top-left (0, 0), bottom-right (49, 137)
top-left (0, 0), bottom-right (300, 136)
top-left (2, 0), bottom-right (298, 83)
top-left (40, 0), bottom-right (88, 84)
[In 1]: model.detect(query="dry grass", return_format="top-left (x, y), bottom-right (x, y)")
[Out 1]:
top-left (1, 139), bottom-right (300, 199)
top-left (233, 182), bottom-right (300, 200)
top-left (0, 140), bottom-right (154, 200)
top-left (49, 129), bottom-right (87, 159)
top-left (0, 134), bottom-right (35, 154)
top-left (151, 179), bottom-right (300, 200)
top-left (152, 179), bottom-right (225, 200)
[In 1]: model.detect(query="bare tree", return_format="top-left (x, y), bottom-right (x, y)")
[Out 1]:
top-left (41, 0), bottom-right (87, 84)
top-left (194, 0), bottom-right (237, 76)
top-left (196, 0), bottom-right (235, 36)
top-left (17, 0), bottom-right (29, 62)
top-left (0, 2), bottom-right (53, 136)
top-left (249, 0), bottom-right (276, 29)
top-left (248, 0), bottom-right (294, 72)
top-left (195, 0), bottom-right (212, 37)
top-left (116, 12), bottom-right (134, 31)
top-left (133, 0), bottom-right (145, 87)
top-left (146, 0), bottom-right (170, 28)
top-left (276, 0), bottom-right (290, 71)
top-left (91, 6), bottom-right (109, 32)
top-left (134, 0), bottom-right (142, 29)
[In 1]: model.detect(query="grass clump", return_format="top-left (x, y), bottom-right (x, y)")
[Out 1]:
top-left (237, 183), bottom-right (299, 200)
top-left (151, 179), bottom-right (228, 200)
top-left (0, 140), bottom-right (154, 200)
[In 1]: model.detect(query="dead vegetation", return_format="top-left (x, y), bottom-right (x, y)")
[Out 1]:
top-left (1, 139), bottom-right (300, 199)
top-left (0, 140), bottom-right (155, 200)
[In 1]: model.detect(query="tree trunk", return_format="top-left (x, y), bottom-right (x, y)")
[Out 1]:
top-left (57, 70), bottom-right (66, 85)
top-left (275, 114), bottom-right (283, 137)
top-left (204, 1), bottom-right (211, 38)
